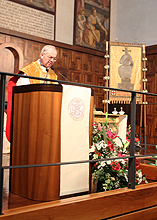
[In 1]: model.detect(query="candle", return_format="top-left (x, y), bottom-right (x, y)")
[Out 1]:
top-left (143, 44), bottom-right (145, 54)
top-left (106, 41), bottom-right (108, 51)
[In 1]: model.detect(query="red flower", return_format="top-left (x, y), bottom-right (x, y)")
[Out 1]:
top-left (107, 141), bottom-right (115, 151)
top-left (117, 153), bottom-right (121, 157)
top-left (135, 138), bottom-right (139, 142)
top-left (127, 130), bottom-right (131, 135)
top-left (107, 130), bottom-right (112, 138)
top-left (117, 153), bottom-right (126, 158)
top-left (98, 124), bottom-right (102, 131)
top-left (111, 161), bottom-right (121, 171)
top-left (92, 121), bottom-right (98, 126)
top-left (126, 137), bottom-right (130, 142)
top-left (106, 130), bottom-right (117, 139)
top-left (94, 163), bottom-right (98, 168)
top-left (136, 159), bottom-right (140, 168)
top-left (95, 151), bottom-right (101, 156)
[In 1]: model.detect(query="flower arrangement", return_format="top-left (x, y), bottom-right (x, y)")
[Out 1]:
top-left (90, 114), bottom-right (147, 192)
top-left (126, 124), bottom-right (141, 148)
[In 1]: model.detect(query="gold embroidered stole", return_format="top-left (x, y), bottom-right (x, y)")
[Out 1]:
top-left (20, 61), bottom-right (57, 84)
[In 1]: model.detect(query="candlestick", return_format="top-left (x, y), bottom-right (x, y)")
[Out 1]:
top-left (143, 44), bottom-right (145, 54)
top-left (106, 41), bottom-right (108, 51)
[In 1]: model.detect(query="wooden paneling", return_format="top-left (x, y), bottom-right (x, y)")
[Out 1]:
top-left (139, 164), bottom-right (157, 181)
top-left (11, 85), bottom-right (62, 201)
top-left (0, 28), bottom-right (105, 108)
top-left (145, 45), bottom-right (157, 145)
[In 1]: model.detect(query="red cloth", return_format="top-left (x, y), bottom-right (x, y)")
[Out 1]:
top-left (6, 76), bottom-right (20, 142)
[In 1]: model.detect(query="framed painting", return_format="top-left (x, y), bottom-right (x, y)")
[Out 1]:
top-left (8, 0), bottom-right (55, 14)
top-left (74, 0), bottom-right (110, 52)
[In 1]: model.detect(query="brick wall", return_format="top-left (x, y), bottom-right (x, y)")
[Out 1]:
top-left (0, 0), bottom-right (54, 40)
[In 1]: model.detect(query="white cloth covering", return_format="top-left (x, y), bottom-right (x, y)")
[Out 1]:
top-left (16, 74), bottom-right (30, 86)
top-left (60, 85), bottom-right (91, 196)
top-left (3, 112), bottom-right (10, 153)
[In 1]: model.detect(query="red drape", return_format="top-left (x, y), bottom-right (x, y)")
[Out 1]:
top-left (6, 76), bottom-right (20, 142)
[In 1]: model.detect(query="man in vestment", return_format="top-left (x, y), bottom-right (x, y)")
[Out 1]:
top-left (6, 45), bottom-right (58, 142)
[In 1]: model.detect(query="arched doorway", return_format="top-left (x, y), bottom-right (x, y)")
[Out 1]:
top-left (0, 43), bottom-right (24, 101)
top-left (0, 43), bottom-right (24, 153)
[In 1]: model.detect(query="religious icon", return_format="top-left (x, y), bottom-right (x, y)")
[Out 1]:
top-left (118, 48), bottom-right (134, 90)
top-left (109, 44), bottom-right (142, 103)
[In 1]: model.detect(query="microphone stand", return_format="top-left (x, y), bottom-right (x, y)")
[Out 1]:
top-left (51, 67), bottom-right (70, 82)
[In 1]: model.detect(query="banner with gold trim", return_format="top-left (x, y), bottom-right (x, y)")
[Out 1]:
top-left (109, 43), bottom-right (142, 103)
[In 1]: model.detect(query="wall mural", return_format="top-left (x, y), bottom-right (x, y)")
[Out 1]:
top-left (74, 0), bottom-right (110, 52)
top-left (9, 0), bottom-right (55, 13)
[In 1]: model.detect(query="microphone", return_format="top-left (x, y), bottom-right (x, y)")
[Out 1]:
top-left (51, 67), bottom-right (70, 82)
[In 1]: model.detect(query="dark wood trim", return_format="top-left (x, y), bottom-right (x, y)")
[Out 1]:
top-left (73, 0), bottom-right (77, 46)
top-left (146, 44), bottom-right (157, 55)
top-left (13, 84), bottom-right (63, 93)
top-left (54, 0), bottom-right (57, 41)
top-left (13, 84), bottom-right (95, 96)
top-left (0, 27), bottom-right (105, 57)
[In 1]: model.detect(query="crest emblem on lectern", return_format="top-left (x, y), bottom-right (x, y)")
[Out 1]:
top-left (68, 98), bottom-right (85, 121)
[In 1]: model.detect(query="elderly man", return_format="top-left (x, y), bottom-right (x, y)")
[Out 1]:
top-left (17, 45), bottom-right (58, 84)
top-left (6, 45), bottom-right (58, 142)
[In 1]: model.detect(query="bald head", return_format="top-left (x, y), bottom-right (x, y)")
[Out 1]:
top-left (40, 45), bottom-right (57, 68)
top-left (40, 45), bottom-right (57, 54)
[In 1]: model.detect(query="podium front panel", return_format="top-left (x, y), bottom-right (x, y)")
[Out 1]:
top-left (11, 84), bottom-right (62, 201)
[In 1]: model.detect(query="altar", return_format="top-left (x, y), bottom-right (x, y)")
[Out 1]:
top-left (94, 111), bottom-right (127, 146)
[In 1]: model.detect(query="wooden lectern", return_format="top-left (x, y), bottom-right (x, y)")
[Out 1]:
top-left (10, 84), bottom-right (94, 201)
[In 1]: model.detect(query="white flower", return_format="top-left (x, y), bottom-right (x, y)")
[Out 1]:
top-left (136, 170), bottom-right (143, 184)
top-left (137, 170), bottom-right (142, 178)
top-left (124, 173), bottom-right (128, 182)
top-left (114, 181), bottom-right (120, 188)
top-left (100, 161), bottom-right (106, 167)
top-left (111, 177), bottom-right (115, 181)
top-left (117, 158), bottom-right (126, 165)
top-left (112, 152), bottom-right (117, 157)
top-left (100, 141), bottom-right (105, 148)
top-left (103, 143), bottom-right (108, 149)
top-left (97, 165), bottom-right (101, 169)
top-left (90, 145), bottom-right (95, 153)
top-left (96, 143), bottom-right (101, 150)
top-left (106, 160), bottom-right (111, 165)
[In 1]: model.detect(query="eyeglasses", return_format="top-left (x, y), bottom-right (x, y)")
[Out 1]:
top-left (44, 53), bottom-right (57, 62)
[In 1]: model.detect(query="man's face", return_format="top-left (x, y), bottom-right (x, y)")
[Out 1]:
top-left (40, 47), bottom-right (57, 68)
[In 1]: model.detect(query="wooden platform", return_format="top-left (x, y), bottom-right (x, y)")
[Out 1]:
top-left (2, 155), bottom-right (157, 219)
top-left (139, 163), bottom-right (157, 181)
top-left (1, 182), bottom-right (157, 220)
